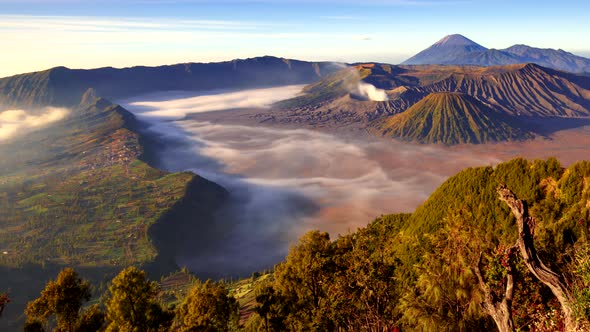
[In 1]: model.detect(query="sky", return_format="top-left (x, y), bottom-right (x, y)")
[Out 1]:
top-left (0, 0), bottom-right (589, 78)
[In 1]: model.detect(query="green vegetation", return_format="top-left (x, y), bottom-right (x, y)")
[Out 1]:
top-left (0, 98), bottom-right (222, 268)
top-left (0, 160), bottom-right (196, 267)
top-left (6, 157), bottom-right (590, 331)
top-left (24, 268), bottom-right (102, 332)
top-left (375, 92), bottom-right (533, 144)
top-left (240, 157), bottom-right (590, 331)
top-left (174, 280), bottom-right (239, 331)
top-left (0, 97), bottom-right (226, 329)
top-left (19, 267), bottom-right (238, 332)
top-left (104, 267), bottom-right (173, 332)
top-left (243, 216), bottom-right (408, 331)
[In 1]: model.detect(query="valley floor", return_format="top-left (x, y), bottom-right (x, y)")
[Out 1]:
top-left (188, 106), bottom-right (590, 167)
top-left (121, 86), bottom-right (590, 278)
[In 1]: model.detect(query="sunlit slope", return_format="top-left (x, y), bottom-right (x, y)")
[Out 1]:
top-left (277, 64), bottom-right (425, 121)
top-left (375, 92), bottom-right (533, 144)
top-left (282, 63), bottom-right (590, 118)
top-left (392, 157), bottom-right (589, 276)
top-left (273, 62), bottom-right (590, 143)
top-left (0, 98), bottom-right (226, 268)
top-left (422, 64), bottom-right (590, 117)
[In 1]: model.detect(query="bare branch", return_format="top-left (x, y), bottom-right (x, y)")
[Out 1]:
top-left (473, 250), bottom-right (515, 332)
top-left (497, 184), bottom-right (577, 331)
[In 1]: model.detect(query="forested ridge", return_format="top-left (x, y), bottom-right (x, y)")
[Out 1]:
top-left (0, 95), bottom-right (228, 330)
top-left (5, 157), bottom-right (590, 331)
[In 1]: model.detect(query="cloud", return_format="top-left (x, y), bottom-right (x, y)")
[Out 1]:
top-left (121, 85), bottom-right (502, 277)
top-left (123, 84), bottom-right (590, 277)
top-left (0, 107), bottom-right (69, 141)
top-left (0, 15), bottom-right (265, 32)
top-left (126, 85), bottom-right (305, 119)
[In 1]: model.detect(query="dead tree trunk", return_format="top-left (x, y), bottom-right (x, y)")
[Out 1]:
top-left (497, 184), bottom-right (577, 331)
top-left (474, 251), bottom-right (515, 332)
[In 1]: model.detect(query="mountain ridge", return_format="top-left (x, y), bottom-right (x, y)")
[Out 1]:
top-left (403, 34), bottom-right (488, 67)
top-left (267, 62), bottom-right (590, 144)
top-left (403, 34), bottom-right (590, 73)
top-left (0, 56), bottom-right (340, 109)
top-left (0, 96), bottom-right (230, 329)
top-left (0, 95), bottom-right (228, 269)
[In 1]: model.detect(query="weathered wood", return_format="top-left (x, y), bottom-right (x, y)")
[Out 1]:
top-left (497, 184), bottom-right (577, 331)
top-left (474, 251), bottom-right (515, 332)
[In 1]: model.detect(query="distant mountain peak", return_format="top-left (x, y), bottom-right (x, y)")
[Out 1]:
top-left (402, 34), bottom-right (487, 65)
top-left (434, 34), bottom-right (483, 47)
top-left (404, 35), bottom-right (590, 73)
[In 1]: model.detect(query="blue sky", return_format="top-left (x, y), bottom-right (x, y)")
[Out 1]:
top-left (0, 0), bottom-right (589, 77)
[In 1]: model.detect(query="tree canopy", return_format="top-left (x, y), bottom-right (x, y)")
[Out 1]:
top-left (104, 267), bottom-right (172, 332)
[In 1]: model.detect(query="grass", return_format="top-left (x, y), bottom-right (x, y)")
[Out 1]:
top-left (0, 99), bottom-right (197, 268)
top-left (157, 269), bottom-right (272, 325)
top-left (375, 92), bottom-right (534, 144)
top-left (156, 268), bottom-right (271, 326)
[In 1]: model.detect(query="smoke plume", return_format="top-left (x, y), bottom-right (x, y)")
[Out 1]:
top-left (356, 81), bottom-right (389, 101)
top-left (330, 63), bottom-right (389, 102)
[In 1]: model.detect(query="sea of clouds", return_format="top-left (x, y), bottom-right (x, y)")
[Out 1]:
top-left (124, 85), bottom-right (582, 278)
top-left (122, 86), bottom-right (502, 277)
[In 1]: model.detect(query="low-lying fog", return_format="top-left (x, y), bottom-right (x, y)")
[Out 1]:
top-left (0, 107), bottom-right (68, 141)
top-left (122, 85), bottom-right (590, 278)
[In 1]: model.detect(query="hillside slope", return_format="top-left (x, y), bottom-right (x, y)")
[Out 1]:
top-left (280, 63), bottom-right (590, 119)
top-left (421, 64), bottom-right (590, 117)
top-left (375, 92), bottom-right (533, 144)
top-left (233, 157), bottom-right (590, 331)
top-left (0, 56), bottom-right (338, 109)
top-left (269, 62), bottom-right (590, 143)
top-left (0, 98), bottom-right (227, 269)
